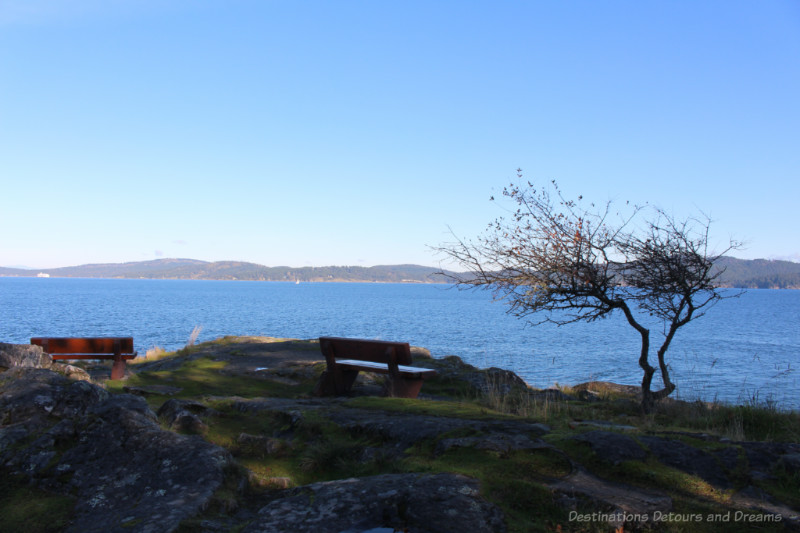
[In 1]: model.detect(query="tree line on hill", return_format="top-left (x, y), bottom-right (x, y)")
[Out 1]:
top-left (712, 257), bottom-right (800, 289)
top-left (0, 256), bottom-right (798, 288)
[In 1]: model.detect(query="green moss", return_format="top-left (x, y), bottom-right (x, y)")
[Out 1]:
top-left (202, 406), bottom-right (293, 454)
top-left (110, 356), bottom-right (315, 400)
top-left (344, 396), bottom-right (517, 420)
top-left (415, 376), bottom-right (477, 397)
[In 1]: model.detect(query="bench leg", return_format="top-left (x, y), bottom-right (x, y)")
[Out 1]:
top-left (384, 378), bottom-right (424, 399)
top-left (314, 368), bottom-right (359, 396)
top-left (111, 357), bottom-right (127, 380)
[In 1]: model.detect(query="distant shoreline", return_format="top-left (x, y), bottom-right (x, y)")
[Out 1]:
top-left (0, 276), bottom-right (447, 285)
top-left (2, 257), bottom-right (800, 289)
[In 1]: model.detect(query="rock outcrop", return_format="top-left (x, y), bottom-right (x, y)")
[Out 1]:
top-left (242, 473), bottom-right (507, 533)
top-left (0, 368), bottom-right (238, 533)
top-left (2, 338), bottom-right (798, 532)
top-left (571, 430), bottom-right (647, 465)
top-left (0, 342), bottom-right (52, 369)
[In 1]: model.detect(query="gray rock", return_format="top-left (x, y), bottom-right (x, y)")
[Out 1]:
top-left (234, 397), bottom-right (549, 459)
top-left (123, 384), bottom-right (183, 396)
top-left (531, 388), bottom-right (574, 402)
top-left (242, 473), bottom-right (506, 533)
top-left (741, 441), bottom-right (800, 473)
top-left (436, 432), bottom-right (551, 455)
top-left (326, 407), bottom-right (549, 452)
top-left (572, 431), bottom-right (647, 465)
top-left (640, 436), bottom-right (731, 488)
top-left (410, 346), bottom-right (432, 359)
top-left (549, 468), bottom-right (672, 524)
top-left (51, 363), bottom-right (92, 381)
top-left (427, 355), bottom-right (530, 395)
top-left (572, 381), bottom-right (641, 398)
top-left (157, 398), bottom-right (215, 434)
top-left (731, 485), bottom-right (800, 528)
top-left (713, 446), bottom-right (742, 472)
top-left (0, 343), bottom-right (51, 369)
top-left (779, 452), bottom-right (800, 474)
top-left (0, 367), bottom-right (100, 424)
top-left (237, 433), bottom-right (285, 456)
top-left (481, 366), bottom-right (529, 393)
top-left (0, 367), bottom-right (239, 533)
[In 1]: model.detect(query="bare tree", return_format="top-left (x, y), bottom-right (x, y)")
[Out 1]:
top-left (437, 172), bottom-right (740, 412)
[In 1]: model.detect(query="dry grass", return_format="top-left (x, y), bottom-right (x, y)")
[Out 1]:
top-left (129, 326), bottom-right (203, 366)
top-left (480, 373), bottom-right (569, 422)
top-left (129, 345), bottom-right (172, 365)
top-left (187, 325), bottom-right (203, 347)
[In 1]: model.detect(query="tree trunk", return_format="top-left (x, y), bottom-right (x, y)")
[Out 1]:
top-left (618, 302), bottom-right (658, 413)
top-left (640, 360), bottom-right (657, 413)
top-left (643, 313), bottom-right (686, 409)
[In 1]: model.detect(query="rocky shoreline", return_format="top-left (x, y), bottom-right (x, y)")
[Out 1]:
top-left (1, 339), bottom-right (798, 532)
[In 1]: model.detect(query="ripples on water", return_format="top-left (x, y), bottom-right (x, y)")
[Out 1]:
top-left (1, 278), bottom-right (797, 409)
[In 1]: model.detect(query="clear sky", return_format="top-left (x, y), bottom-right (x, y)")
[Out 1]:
top-left (1, 1), bottom-right (798, 269)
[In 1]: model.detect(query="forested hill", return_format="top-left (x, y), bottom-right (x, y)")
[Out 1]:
top-left (713, 257), bottom-right (800, 289)
top-left (0, 259), bottom-right (452, 283)
top-left (1, 257), bottom-right (799, 288)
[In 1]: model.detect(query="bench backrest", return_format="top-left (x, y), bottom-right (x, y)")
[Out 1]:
top-left (319, 337), bottom-right (413, 366)
top-left (31, 337), bottom-right (135, 356)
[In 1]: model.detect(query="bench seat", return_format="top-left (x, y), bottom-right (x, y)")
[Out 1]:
top-left (314, 337), bottom-right (437, 398)
top-left (335, 359), bottom-right (438, 377)
top-left (31, 337), bottom-right (135, 380)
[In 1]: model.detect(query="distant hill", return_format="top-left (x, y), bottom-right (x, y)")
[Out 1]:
top-left (0, 259), bottom-right (452, 283)
top-left (1, 257), bottom-right (798, 288)
top-left (714, 257), bottom-right (800, 289)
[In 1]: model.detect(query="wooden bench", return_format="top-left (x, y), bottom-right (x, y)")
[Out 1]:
top-left (314, 336), bottom-right (437, 398)
top-left (30, 337), bottom-right (136, 380)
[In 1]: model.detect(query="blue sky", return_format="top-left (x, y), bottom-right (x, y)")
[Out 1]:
top-left (1, 0), bottom-right (798, 269)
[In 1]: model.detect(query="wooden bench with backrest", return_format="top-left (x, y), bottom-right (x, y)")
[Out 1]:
top-left (30, 337), bottom-right (136, 380)
top-left (314, 336), bottom-right (437, 398)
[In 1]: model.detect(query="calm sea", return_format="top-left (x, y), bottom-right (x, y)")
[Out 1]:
top-left (1, 278), bottom-right (798, 409)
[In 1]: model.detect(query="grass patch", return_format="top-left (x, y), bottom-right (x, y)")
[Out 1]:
top-left (202, 404), bottom-right (294, 452)
top-left (414, 375), bottom-right (477, 398)
top-left (224, 409), bottom-right (401, 487)
top-left (555, 434), bottom-right (733, 503)
top-left (648, 400), bottom-right (800, 442)
top-left (108, 356), bottom-right (314, 399)
top-left (0, 471), bottom-right (75, 533)
top-left (404, 446), bottom-right (572, 533)
top-left (758, 460), bottom-right (800, 510)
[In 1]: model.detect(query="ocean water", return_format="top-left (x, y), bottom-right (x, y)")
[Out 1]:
top-left (1, 277), bottom-right (798, 409)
